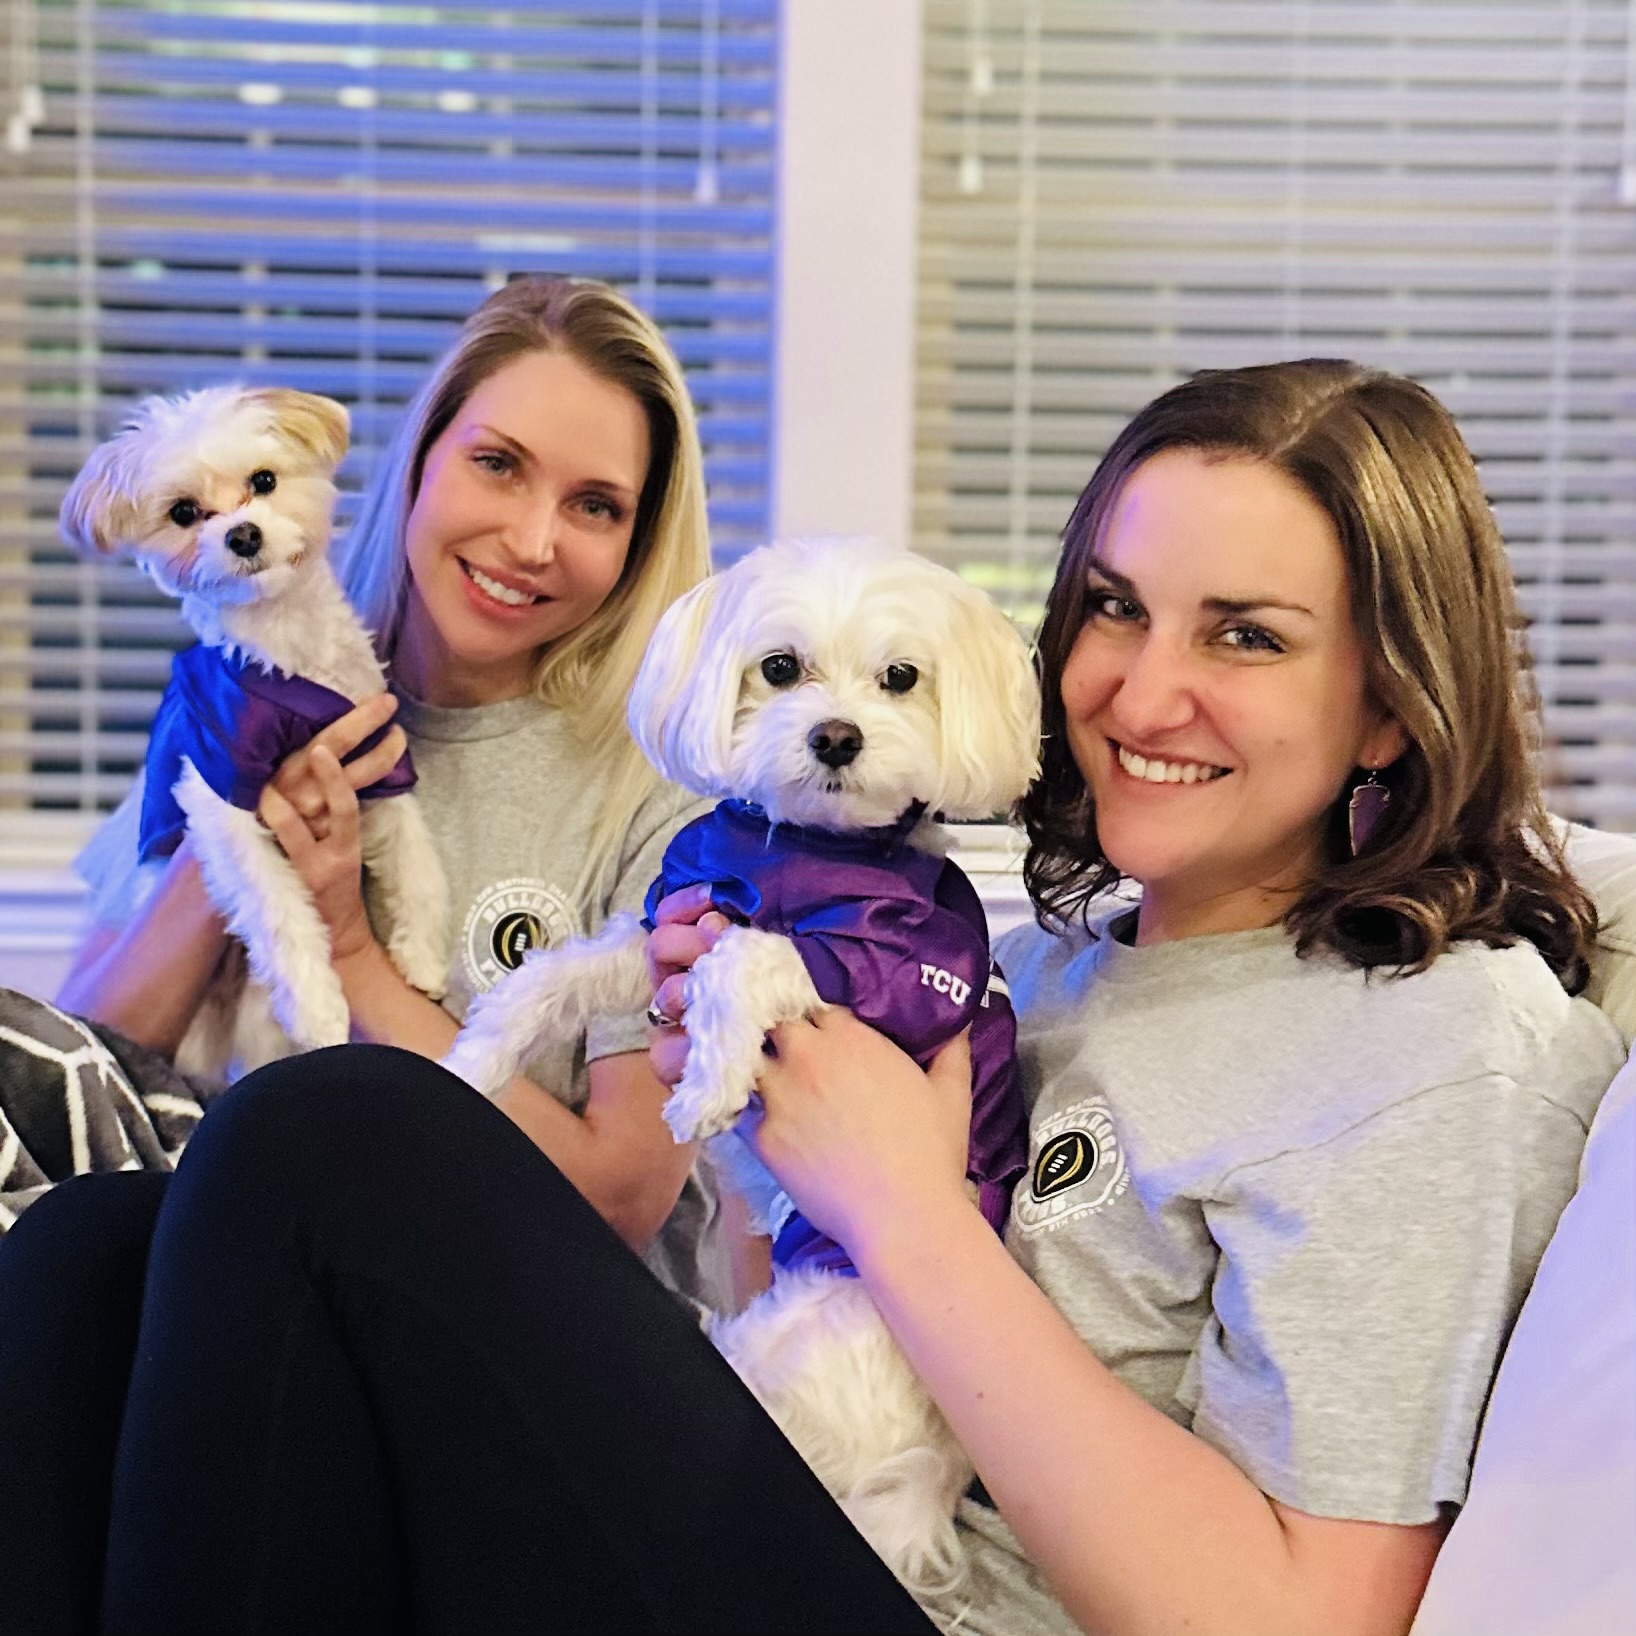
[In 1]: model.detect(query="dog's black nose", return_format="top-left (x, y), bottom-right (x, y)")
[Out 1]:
top-left (808, 718), bottom-right (863, 769)
top-left (225, 522), bottom-right (262, 559)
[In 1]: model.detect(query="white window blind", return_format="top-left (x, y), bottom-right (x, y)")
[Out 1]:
top-left (916, 0), bottom-right (1636, 825)
top-left (1, 0), bottom-right (778, 814)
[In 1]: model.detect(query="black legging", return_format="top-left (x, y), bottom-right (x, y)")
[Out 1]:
top-left (0, 1046), bottom-right (935, 1635)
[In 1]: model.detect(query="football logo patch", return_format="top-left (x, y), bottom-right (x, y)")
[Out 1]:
top-left (461, 878), bottom-right (577, 993)
top-left (1012, 1096), bottom-right (1129, 1235)
top-left (1033, 1130), bottom-right (1095, 1199)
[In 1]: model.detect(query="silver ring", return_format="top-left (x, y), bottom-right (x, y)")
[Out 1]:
top-left (645, 1000), bottom-right (678, 1029)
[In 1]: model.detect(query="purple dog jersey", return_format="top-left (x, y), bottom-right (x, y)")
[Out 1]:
top-left (643, 799), bottom-right (1029, 1276)
top-left (138, 644), bottom-right (416, 863)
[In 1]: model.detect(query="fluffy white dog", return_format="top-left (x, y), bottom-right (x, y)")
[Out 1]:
top-left (443, 537), bottom-right (1040, 1596)
top-left (60, 386), bottom-right (449, 1074)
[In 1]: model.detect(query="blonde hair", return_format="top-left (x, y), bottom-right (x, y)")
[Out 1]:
top-left (1022, 359), bottom-right (1596, 990)
top-left (341, 276), bottom-right (712, 917)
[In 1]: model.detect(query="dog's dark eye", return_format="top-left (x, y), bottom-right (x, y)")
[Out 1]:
top-left (249, 469), bottom-right (277, 495)
top-left (168, 499), bottom-right (200, 528)
top-left (882, 663), bottom-right (919, 694)
top-left (760, 653), bottom-right (801, 688)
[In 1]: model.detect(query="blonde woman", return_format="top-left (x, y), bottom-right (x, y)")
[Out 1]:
top-left (25, 276), bottom-right (723, 1303)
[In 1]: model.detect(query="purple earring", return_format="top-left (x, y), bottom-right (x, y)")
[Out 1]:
top-left (1348, 768), bottom-right (1390, 857)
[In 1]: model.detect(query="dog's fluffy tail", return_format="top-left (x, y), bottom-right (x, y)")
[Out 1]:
top-left (441, 912), bottom-right (651, 1098)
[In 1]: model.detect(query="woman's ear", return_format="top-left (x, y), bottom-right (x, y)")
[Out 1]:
top-left (1361, 709), bottom-right (1410, 774)
top-left (932, 577), bottom-right (1042, 819)
top-left (626, 572), bottom-right (737, 793)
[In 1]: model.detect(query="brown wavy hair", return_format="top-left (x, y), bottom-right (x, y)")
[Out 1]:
top-left (1020, 359), bottom-right (1595, 991)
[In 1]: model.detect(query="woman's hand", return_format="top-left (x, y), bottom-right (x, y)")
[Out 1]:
top-left (256, 694), bottom-right (408, 966)
top-left (750, 1014), bottom-right (974, 1254)
top-left (644, 883), bottom-right (730, 1088)
top-left (643, 883), bottom-right (975, 1250)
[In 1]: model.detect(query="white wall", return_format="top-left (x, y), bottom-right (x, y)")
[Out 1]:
top-left (0, 814), bottom-right (98, 1001)
top-left (772, 0), bottom-right (922, 545)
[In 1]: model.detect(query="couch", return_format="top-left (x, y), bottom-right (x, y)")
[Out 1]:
top-left (1408, 824), bottom-right (1636, 1633)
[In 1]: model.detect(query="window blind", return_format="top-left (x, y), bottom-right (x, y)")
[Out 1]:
top-left (915, 0), bottom-right (1636, 825)
top-left (1, 0), bottom-right (778, 813)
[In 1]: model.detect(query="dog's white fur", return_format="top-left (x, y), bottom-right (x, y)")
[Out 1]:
top-left (443, 537), bottom-right (1039, 1596)
top-left (61, 386), bottom-right (449, 1072)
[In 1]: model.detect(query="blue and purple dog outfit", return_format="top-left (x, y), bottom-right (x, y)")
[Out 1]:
top-left (644, 798), bottom-right (1029, 1277)
top-left (138, 644), bottom-right (416, 864)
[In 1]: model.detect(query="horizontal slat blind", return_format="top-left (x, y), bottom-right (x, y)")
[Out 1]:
top-left (916, 0), bottom-right (1636, 825)
top-left (1, 0), bottom-right (777, 811)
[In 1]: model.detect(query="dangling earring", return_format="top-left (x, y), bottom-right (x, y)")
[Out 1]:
top-left (1348, 767), bottom-right (1390, 857)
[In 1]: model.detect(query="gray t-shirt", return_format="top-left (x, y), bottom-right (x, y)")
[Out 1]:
top-left (947, 905), bottom-right (1624, 1636)
top-left (78, 690), bottom-right (727, 1310)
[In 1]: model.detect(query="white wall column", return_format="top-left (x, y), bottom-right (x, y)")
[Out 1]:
top-left (772, 0), bottom-right (922, 545)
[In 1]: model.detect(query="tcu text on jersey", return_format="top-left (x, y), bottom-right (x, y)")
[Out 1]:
top-left (920, 963), bottom-right (973, 1006)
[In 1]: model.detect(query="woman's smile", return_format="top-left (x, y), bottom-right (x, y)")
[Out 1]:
top-left (1109, 740), bottom-right (1232, 786)
top-left (457, 557), bottom-right (550, 610)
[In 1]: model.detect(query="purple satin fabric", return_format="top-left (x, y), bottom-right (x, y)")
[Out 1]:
top-left (644, 799), bottom-right (1029, 1278)
top-left (139, 644), bottom-right (415, 863)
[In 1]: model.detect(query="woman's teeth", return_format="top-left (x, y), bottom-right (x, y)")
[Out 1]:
top-left (1116, 745), bottom-right (1229, 784)
top-left (463, 561), bottom-right (538, 607)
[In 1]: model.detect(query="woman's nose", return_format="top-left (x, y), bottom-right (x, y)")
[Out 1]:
top-left (1108, 633), bottom-right (1197, 735)
top-left (503, 500), bottom-right (559, 567)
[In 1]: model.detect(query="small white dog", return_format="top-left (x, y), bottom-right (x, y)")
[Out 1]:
top-left (60, 386), bottom-right (449, 1073)
top-left (443, 537), bottom-right (1040, 1595)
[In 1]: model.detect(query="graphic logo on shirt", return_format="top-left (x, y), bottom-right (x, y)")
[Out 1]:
top-left (461, 877), bottom-right (578, 993)
top-left (1011, 1096), bottom-right (1129, 1236)
top-left (1033, 1131), bottom-right (1095, 1199)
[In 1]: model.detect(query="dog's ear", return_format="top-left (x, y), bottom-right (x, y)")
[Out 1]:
top-left (932, 576), bottom-right (1042, 820)
top-left (248, 389), bottom-right (350, 471)
top-left (59, 429), bottom-right (148, 557)
top-left (626, 571), bottom-right (738, 793)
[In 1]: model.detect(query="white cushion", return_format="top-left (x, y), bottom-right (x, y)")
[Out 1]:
top-left (1410, 1050), bottom-right (1636, 1635)
top-left (1562, 821), bottom-right (1636, 1046)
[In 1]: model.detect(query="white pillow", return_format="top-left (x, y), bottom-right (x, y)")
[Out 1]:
top-left (1561, 821), bottom-right (1636, 1046)
top-left (1410, 1052), bottom-right (1636, 1635)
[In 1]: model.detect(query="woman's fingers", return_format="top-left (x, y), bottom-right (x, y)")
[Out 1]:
top-left (257, 779), bottom-right (316, 862)
top-left (652, 882), bottom-right (716, 928)
top-left (646, 909), bottom-right (729, 988)
top-left (310, 693), bottom-right (398, 764)
top-left (310, 745), bottom-right (360, 848)
top-left (648, 1026), bottom-right (690, 1089)
top-left (650, 971), bottom-right (688, 1023)
top-left (340, 724), bottom-right (408, 792)
top-left (267, 698), bottom-right (404, 824)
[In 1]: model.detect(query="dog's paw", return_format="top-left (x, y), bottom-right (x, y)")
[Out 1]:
top-left (664, 1054), bottom-right (754, 1142)
top-left (386, 923), bottom-right (449, 1000)
top-left (440, 1036), bottom-right (506, 1099)
top-left (278, 977), bottom-right (350, 1051)
top-left (663, 925), bottom-right (822, 1142)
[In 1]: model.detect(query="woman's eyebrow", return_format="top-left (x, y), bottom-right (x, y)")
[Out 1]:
top-left (1203, 594), bottom-right (1317, 620)
top-left (464, 423), bottom-right (537, 467)
top-left (1087, 553), bottom-right (1315, 619)
top-left (1085, 552), bottom-right (1137, 594)
top-left (469, 423), bottom-right (639, 498)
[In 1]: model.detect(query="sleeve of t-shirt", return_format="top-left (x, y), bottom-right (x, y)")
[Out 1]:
top-left (1182, 1073), bottom-right (1592, 1525)
top-left (583, 780), bottom-right (714, 1065)
top-left (73, 772), bottom-right (166, 932)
